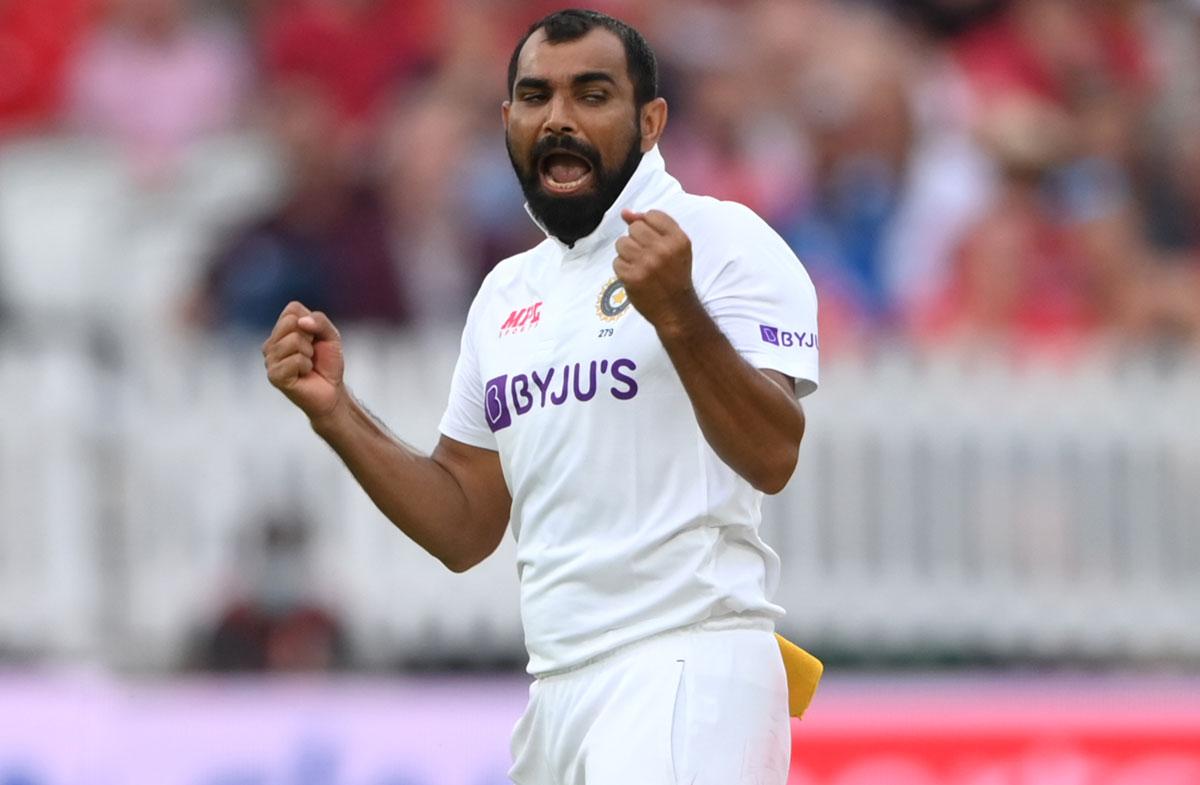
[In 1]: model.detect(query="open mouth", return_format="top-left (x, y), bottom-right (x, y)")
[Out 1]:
top-left (538, 151), bottom-right (595, 195)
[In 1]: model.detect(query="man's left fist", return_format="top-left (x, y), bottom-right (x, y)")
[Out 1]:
top-left (614, 209), bottom-right (699, 330)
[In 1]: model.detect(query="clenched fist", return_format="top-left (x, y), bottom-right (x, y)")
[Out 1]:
top-left (262, 300), bottom-right (347, 422)
top-left (613, 209), bottom-right (701, 332)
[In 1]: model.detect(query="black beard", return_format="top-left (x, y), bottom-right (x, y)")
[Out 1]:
top-left (507, 131), bottom-right (644, 247)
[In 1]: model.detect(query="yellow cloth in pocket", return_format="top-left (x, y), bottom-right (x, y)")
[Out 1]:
top-left (775, 633), bottom-right (823, 718)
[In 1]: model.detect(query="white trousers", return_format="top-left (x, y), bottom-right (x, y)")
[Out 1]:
top-left (509, 622), bottom-right (791, 785)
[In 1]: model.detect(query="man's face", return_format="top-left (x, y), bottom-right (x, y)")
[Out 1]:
top-left (504, 28), bottom-right (646, 245)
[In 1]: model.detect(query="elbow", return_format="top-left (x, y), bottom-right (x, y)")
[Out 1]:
top-left (750, 404), bottom-right (806, 495)
top-left (753, 408), bottom-right (806, 495)
top-left (438, 528), bottom-right (505, 573)
top-left (754, 476), bottom-right (789, 496)
top-left (440, 552), bottom-right (483, 573)
top-left (751, 467), bottom-right (793, 496)
top-left (749, 444), bottom-right (800, 496)
top-left (439, 539), bottom-right (493, 573)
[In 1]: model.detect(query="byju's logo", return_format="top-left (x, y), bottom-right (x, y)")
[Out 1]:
top-left (483, 358), bottom-right (638, 432)
top-left (760, 324), bottom-right (818, 350)
top-left (484, 375), bottom-right (513, 431)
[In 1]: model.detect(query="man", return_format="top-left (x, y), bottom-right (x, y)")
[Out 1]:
top-left (262, 9), bottom-right (819, 784)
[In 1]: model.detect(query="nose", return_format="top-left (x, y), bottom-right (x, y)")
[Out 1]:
top-left (542, 93), bottom-right (577, 136)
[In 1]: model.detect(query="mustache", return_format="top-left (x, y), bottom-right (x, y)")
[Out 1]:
top-left (530, 134), bottom-right (602, 173)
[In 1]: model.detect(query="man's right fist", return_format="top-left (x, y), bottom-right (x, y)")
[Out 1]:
top-left (262, 301), bottom-right (346, 422)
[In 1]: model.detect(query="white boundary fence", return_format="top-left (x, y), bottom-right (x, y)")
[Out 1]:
top-left (2, 330), bottom-right (1198, 669)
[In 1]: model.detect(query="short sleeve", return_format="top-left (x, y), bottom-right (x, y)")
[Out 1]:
top-left (699, 207), bottom-right (820, 398)
top-left (438, 287), bottom-right (499, 450)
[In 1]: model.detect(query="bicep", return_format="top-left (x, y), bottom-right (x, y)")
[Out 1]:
top-left (432, 435), bottom-right (511, 543)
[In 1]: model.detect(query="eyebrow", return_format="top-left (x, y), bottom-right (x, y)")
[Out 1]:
top-left (514, 77), bottom-right (551, 93)
top-left (571, 71), bottom-right (617, 88)
top-left (513, 71), bottom-right (618, 93)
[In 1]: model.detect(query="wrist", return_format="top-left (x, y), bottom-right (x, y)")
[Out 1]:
top-left (308, 387), bottom-right (354, 439)
top-left (652, 291), bottom-right (709, 344)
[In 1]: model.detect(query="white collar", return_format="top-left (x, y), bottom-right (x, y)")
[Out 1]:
top-left (524, 145), bottom-right (682, 259)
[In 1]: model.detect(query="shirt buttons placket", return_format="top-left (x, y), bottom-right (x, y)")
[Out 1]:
top-left (536, 254), bottom-right (568, 356)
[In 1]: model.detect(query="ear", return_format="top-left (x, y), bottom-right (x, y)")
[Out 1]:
top-left (639, 97), bottom-right (668, 152)
top-left (501, 100), bottom-right (511, 130)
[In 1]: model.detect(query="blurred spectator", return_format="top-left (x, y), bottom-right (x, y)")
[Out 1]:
top-left (650, 0), bottom-right (806, 220)
top-left (192, 79), bottom-right (409, 332)
top-left (665, 64), bottom-right (806, 223)
top-left (884, 0), bottom-right (1006, 39)
top-left (256, 0), bottom-right (443, 148)
top-left (755, 3), bottom-right (927, 341)
top-left (378, 83), bottom-right (500, 327)
top-left (64, 0), bottom-right (248, 179)
top-left (0, 0), bottom-right (95, 136)
top-left (1135, 0), bottom-right (1200, 340)
top-left (953, 0), bottom-right (1152, 109)
top-left (200, 515), bottom-right (348, 672)
top-left (916, 97), bottom-right (1138, 350)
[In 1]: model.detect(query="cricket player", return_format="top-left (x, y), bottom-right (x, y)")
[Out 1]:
top-left (263, 9), bottom-right (819, 784)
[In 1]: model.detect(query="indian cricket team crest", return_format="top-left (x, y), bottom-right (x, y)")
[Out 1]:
top-left (596, 277), bottom-right (631, 322)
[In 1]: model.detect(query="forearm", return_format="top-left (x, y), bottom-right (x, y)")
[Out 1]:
top-left (309, 392), bottom-right (496, 570)
top-left (656, 300), bottom-right (805, 494)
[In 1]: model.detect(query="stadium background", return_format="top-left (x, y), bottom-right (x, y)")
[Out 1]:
top-left (2, 0), bottom-right (1199, 782)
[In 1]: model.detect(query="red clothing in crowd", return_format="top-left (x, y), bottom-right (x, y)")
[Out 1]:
top-left (0, 0), bottom-right (95, 134)
top-left (919, 197), bottom-right (1099, 350)
top-left (259, 0), bottom-right (442, 125)
top-left (953, 5), bottom-right (1152, 106)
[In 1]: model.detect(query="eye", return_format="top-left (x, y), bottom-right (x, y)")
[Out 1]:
top-left (521, 93), bottom-right (548, 104)
top-left (582, 92), bottom-right (608, 105)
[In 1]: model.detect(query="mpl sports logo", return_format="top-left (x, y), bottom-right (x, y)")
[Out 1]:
top-left (760, 324), bottom-right (818, 350)
top-left (499, 301), bottom-right (542, 337)
top-left (484, 357), bottom-right (638, 432)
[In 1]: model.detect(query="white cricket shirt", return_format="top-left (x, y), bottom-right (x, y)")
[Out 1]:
top-left (439, 146), bottom-right (819, 675)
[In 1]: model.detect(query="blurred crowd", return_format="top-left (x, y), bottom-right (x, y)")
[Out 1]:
top-left (195, 514), bottom-right (350, 672)
top-left (3, 0), bottom-right (1200, 356)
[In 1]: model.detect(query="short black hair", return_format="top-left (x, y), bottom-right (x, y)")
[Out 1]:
top-left (507, 9), bottom-right (659, 108)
